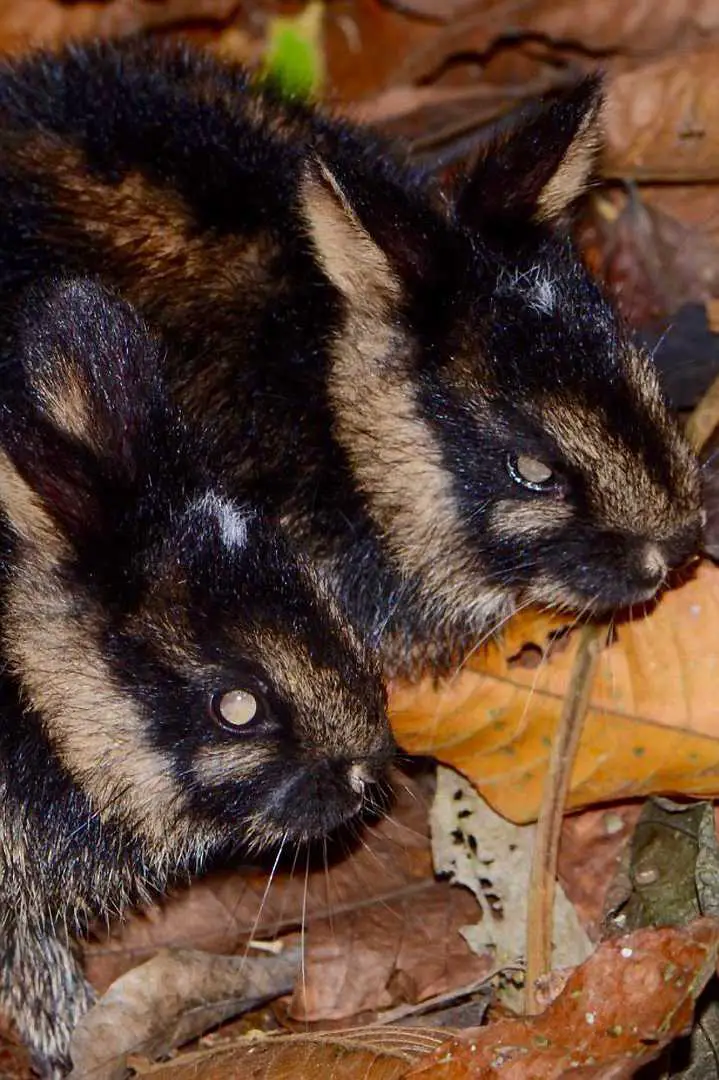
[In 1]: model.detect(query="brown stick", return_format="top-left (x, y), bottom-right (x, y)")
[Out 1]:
top-left (685, 369), bottom-right (719, 454)
top-left (524, 623), bottom-right (602, 1013)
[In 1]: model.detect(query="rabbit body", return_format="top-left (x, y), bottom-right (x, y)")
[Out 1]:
top-left (0, 280), bottom-right (390, 1075)
top-left (0, 40), bottom-right (703, 675)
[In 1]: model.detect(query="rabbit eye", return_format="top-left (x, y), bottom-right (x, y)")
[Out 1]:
top-left (507, 453), bottom-right (555, 491)
top-left (210, 689), bottom-right (258, 729)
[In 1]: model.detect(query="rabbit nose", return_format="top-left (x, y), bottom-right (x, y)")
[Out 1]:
top-left (348, 763), bottom-right (374, 795)
top-left (640, 545), bottom-right (667, 589)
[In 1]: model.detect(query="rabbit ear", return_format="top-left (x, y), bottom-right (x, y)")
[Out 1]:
top-left (299, 157), bottom-right (443, 305)
top-left (17, 277), bottom-right (165, 463)
top-left (0, 278), bottom-right (171, 549)
top-left (455, 76), bottom-right (604, 228)
top-left (299, 159), bottom-right (402, 304)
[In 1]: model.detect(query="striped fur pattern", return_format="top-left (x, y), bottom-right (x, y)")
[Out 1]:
top-left (0, 280), bottom-right (391, 1075)
top-left (0, 40), bottom-right (702, 676)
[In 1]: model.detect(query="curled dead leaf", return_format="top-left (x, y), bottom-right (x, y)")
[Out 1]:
top-left (69, 947), bottom-right (299, 1080)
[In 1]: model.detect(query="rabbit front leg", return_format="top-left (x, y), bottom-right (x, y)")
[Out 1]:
top-left (0, 923), bottom-right (95, 1078)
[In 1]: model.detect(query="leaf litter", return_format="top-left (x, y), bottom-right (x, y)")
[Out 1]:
top-left (430, 767), bottom-right (590, 973)
top-left (0, 0), bottom-right (719, 1077)
top-left (69, 947), bottom-right (301, 1080)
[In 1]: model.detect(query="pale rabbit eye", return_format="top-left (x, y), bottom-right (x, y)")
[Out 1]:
top-left (212, 689), bottom-right (258, 728)
top-left (507, 453), bottom-right (554, 491)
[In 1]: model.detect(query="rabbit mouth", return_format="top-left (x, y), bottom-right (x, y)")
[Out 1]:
top-left (252, 759), bottom-right (390, 846)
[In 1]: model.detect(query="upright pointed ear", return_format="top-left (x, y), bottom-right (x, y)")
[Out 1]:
top-left (298, 158), bottom-right (436, 303)
top-left (0, 278), bottom-right (167, 550)
top-left (455, 76), bottom-right (604, 228)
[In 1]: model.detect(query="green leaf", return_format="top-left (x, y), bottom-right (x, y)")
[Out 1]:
top-left (262, 2), bottom-right (325, 100)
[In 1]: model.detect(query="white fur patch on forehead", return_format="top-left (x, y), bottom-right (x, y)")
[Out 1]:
top-left (498, 265), bottom-right (559, 315)
top-left (193, 492), bottom-right (251, 550)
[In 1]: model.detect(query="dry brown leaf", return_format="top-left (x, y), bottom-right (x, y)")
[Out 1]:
top-left (84, 776), bottom-right (489, 1028)
top-left (325, 1), bottom-right (580, 100)
top-left (344, 0), bottom-right (719, 91)
top-left (138, 1027), bottom-right (446, 1080)
top-left (347, 83), bottom-right (531, 130)
top-left (557, 805), bottom-right (642, 939)
top-left (377, 0), bottom-right (478, 20)
top-left (84, 776), bottom-right (434, 992)
top-left (291, 883), bottom-right (492, 1021)
top-left (494, 0), bottom-right (719, 56)
top-left (576, 190), bottom-right (719, 328)
top-left (347, 77), bottom-right (563, 166)
top-left (641, 185), bottom-right (719, 242)
top-left (69, 947), bottom-right (299, 1080)
top-left (390, 562), bottom-right (719, 823)
top-left (603, 51), bottom-right (719, 181)
top-left (325, 0), bottom-right (437, 100)
top-left (404, 919), bottom-right (719, 1079)
top-left (0, 0), bottom-right (243, 54)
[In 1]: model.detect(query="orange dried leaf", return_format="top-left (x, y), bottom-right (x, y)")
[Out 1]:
top-left (390, 562), bottom-right (719, 823)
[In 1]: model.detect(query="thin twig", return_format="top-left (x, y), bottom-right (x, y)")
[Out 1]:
top-left (685, 369), bottom-right (719, 454)
top-left (524, 623), bottom-right (603, 1013)
top-left (372, 963), bottom-right (525, 1026)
